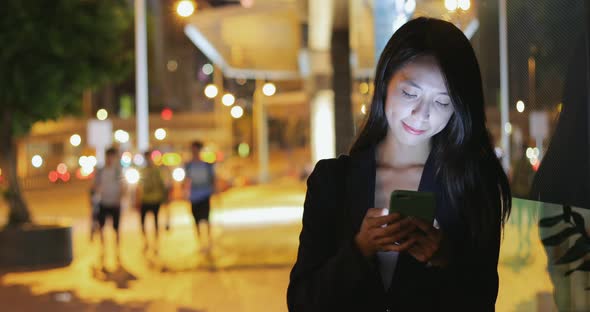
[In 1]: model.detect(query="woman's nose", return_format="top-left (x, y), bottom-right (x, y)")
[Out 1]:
top-left (412, 100), bottom-right (430, 120)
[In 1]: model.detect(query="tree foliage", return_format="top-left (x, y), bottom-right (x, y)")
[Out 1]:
top-left (0, 0), bottom-right (133, 135)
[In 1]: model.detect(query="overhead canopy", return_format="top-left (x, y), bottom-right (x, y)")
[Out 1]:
top-left (184, 0), bottom-right (479, 80)
top-left (184, 1), bottom-right (303, 80)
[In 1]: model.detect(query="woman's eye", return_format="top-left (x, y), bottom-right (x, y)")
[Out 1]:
top-left (402, 90), bottom-right (417, 98)
top-left (436, 101), bottom-right (450, 107)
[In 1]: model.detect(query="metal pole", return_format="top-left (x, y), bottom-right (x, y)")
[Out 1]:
top-left (135, 0), bottom-right (149, 153)
top-left (499, 0), bottom-right (510, 171)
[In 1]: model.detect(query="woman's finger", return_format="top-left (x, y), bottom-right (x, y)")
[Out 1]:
top-left (381, 236), bottom-right (417, 252)
top-left (410, 218), bottom-right (437, 236)
top-left (368, 212), bottom-right (404, 228)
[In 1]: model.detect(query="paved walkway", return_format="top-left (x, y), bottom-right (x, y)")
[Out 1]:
top-left (0, 180), bottom-right (306, 312)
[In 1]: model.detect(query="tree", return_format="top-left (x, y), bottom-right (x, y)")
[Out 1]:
top-left (0, 0), bottom-right (133, 226)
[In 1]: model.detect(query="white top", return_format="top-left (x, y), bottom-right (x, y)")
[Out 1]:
top-left (97, 166), bottom-right (122, 206)
top-left (377, 218), bottom-right (440, 290)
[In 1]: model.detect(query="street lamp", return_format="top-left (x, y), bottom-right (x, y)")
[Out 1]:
top-left (202, 63), bottom-right (214, 75)
top-left (96, 109), bottom-right (108, 120)
top-left (32, 155), bottom-right (43, 168)
top-left (262, 82), bottom-right (276, 96)
top-left (154, 128), bottom-right (167, 141)
top-left (114, 129), bottom-right (130, 143)
top-left (70, 134), bottom-right (82, 147)
top-left (205, 84), bottom-right (218, 98)
top-left (359, 82), bottom-right (369, 94)
top-left (445, 0), bottom-right (458, 11)
top-left (176, 0), bottom-right (196, 17)
top-left (231, 106), bottom-right (244, 119)
top-left (222, 93), bottom-right (235, 106)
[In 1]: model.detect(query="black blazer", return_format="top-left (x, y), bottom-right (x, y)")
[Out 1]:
top-left (287, 147), bottom-right (500, 311)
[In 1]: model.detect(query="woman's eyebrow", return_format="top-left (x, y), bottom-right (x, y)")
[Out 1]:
top-left (402, 79), bottom-right (448, 95)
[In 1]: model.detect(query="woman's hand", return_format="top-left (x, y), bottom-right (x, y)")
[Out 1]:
top-left (354, 208), bottom-right (417, 258)
top-left (406, 218), bottom-right (450, 267)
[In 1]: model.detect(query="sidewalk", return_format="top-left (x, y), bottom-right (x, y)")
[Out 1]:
top-left (0, 179), bottom-right (306, 312)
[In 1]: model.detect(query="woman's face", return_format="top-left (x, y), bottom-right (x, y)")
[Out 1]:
top-left (384, 55), bottom-right (455, 146)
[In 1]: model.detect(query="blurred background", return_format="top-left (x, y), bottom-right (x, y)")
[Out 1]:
top-left (0, 0), bottom-right (588, 311)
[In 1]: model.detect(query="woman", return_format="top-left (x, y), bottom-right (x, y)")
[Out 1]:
top-left (287, 17), bottom-right (511, 311)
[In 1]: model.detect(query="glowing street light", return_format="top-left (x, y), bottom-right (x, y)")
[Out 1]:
top-left (176, 0), bottom-right (195, 17)
top-left (96, 109), bottom-right (108, 120)
top-left (231, 106), bottom-right (244, 119)
top-left (125, 168), bottom-right (140, 184)
top-left (32, 155), bottom-right (43, 168)
top-left (70, 134), bottom-right (82, 147)
top-left (445, 0), bottom-right (458, 11)
top-left (172, 167), bottom-right (186, 182)
top-left (222, 93), bottom-right (235, 106)
top-left (262, 82), bottom-right (276, 96)
top-left (202, 63), bottom-right (214, 75)
top-left (154, 128), bottom-right (167, 140)
top-left (204, 84), bottom-right (218, 98)
top-left (114, 129), bottom-right (130, 143)
top-left (359, 82), bottom-right (369, 94)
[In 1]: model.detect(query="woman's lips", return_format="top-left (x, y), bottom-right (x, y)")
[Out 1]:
top-left (402, 122), bottom-right (426, 135)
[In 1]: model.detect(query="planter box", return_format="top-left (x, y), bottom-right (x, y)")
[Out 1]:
top-left (0, 224), bottom-right (73, 269)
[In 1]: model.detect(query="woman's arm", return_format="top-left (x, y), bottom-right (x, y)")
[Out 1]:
top-left (287, 159), bottom-right (376, 311)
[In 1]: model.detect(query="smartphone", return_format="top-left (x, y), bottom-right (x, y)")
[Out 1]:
top-left (389, 190), bottom-right (436, 222)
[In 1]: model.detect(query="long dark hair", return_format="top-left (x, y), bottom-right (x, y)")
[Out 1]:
top-left (350, 17), bottom-right (511, 246)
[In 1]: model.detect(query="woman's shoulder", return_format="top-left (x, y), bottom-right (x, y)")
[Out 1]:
top-left (307, 155), bottom-right (350, 186)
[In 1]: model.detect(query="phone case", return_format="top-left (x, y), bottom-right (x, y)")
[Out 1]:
top-left (389, 190), bottom-right (436, 222)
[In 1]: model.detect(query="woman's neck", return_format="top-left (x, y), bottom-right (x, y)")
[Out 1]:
top-left (376, 131), bottom-right (430, 168)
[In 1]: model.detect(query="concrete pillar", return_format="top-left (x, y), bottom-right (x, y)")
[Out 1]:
top-left (331, 29), bottom-right (354, 155)
top-left (307, 0), bottom-right (336, 163)
top-left (253, 79), bottom-right (269, 183)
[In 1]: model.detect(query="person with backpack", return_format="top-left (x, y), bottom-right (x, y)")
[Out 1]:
top-left (136, 150), bottom-right (167, 253)
top-left (184, 141), bottom-right (215, 253)
top-left (92, 147), bottom-right (125, 265)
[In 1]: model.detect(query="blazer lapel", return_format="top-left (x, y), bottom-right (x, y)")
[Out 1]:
top-left (346, 147), bottom-right (377, 235)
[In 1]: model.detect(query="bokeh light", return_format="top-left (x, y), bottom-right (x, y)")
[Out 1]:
top-left (262, 82), bottom-right (276, 96)
top-left (172, 167), bottom-right (186, 182)
top-left (114, 130), bottom-right (130, 143)
top-left (133, 153), bottom-right (145, 166)
top-left (31, 155), bottom-right (43, 168)
top-left (202, 63), bottom-right (214, 75)
top-left (231, 106), bottom-right (244, 119)
top-left (176, 0), bottom-right (195, 17)
top-left (445, 0), bottom-right (458, 11)
top-left (121, 152), bottom-right (133, 167)
top-left (96, 109), bottom-right (108, 120)
top-left (57, 163), bottom-right (68, 175)
top-left (238, 143), bottom-right (250, 158)
top-left (222, 93), bottom-right (235, 106)
top-left (124, 168), bottom-right (140, 184)
top-left (155, 128), bottom-right (167, 141)
top-left (162, 153), bottom-right (182, 166)
top-left (204, 84), bottom-right (218, 98)
top-left (70, 134), bottom-right (82, 147)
